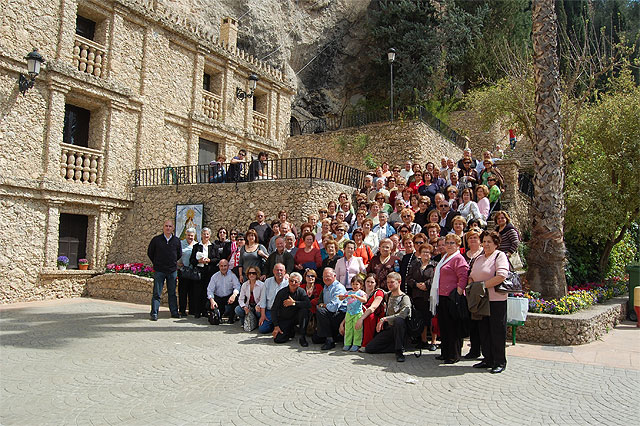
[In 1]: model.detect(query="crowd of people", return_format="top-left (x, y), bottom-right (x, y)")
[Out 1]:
top-left (147, 149), bottom-right (521, 372)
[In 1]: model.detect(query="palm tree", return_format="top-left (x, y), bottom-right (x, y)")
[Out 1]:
top-left (526, 0), bottom-right (567, 299)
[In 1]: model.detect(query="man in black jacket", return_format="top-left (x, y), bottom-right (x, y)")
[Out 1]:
top-left (271, 272), bottom-right (311, 347)
top-left (147, 220), bottom-right (182, 321)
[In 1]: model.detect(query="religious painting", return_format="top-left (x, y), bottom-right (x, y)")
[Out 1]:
top-left (175, 204), bottom-right (204, 242)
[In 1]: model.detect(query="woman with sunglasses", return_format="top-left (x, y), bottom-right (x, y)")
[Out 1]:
top-left (235, 265), bottom-right (265, 330)
top-left (458, 158), bottom-right (479, 191)
top-left (213, 227), bottom-right (231, 265)
top-left (396, 208), bottom-right (422, 235)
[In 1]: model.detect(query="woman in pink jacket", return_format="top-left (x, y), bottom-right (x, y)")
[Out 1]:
top-left (430, 233), bottom-right (469, 364)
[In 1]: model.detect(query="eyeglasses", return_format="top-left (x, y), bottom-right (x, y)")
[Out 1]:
top-left (439, 204), bottom-right (449, 208)
top-left (400, 230), bottom-right (408, 233)
top-left (445, 241), bottom-right (458, 245)
top-left (401, 214), bottom-right (411, 218)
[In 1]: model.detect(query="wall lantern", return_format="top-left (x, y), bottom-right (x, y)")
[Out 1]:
top-left (19, 49), bottom-right (46, 95)
top-left (236, 73), bottom-right (259, 100)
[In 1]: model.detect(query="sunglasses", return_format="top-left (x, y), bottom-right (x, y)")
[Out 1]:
top-left (439, 204), bottom-right (448, 208)
top-left (247, 271), bottom-right (257, 275)
top-left (415, 240), bottom-right (425, 244)
top-left (400, 230), bottom-right (408, 233)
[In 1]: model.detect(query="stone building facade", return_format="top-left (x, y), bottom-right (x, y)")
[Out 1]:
top-left (0, 0), bottom-right (294, 303)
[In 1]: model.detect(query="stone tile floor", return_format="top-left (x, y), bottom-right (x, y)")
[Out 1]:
top-left (1, 298), bottom-right (638, 425)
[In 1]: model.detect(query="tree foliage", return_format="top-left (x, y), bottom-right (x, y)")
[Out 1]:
top-left (565, 69), bottom-right (640, 273)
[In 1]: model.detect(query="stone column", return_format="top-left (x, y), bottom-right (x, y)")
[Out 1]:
top-left (44, 200), bottom-right (64, 268)
top-left (55, 0), bottom-right (78, 61)
top-left (187, 125), bottom-right (202, 166)
top-left (95, 206), bottom-right (113, 268)
top-left (101, 99), bottom-right (127, 190)
top-left (266, 85), bottom-right (274, 140)
top-left (222, 62), bottom-right (237, 126)
top-left (496, 159), bottom-right (521, 204)
top-left (41, 81), bottom-right (70, 183)
top-left (190, 45), bottom-right (207, 118)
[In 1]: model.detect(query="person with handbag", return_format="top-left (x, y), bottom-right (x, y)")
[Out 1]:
top-left (406, 243), bottom-right (437, 351)
top-left (177, 227), bottom-right (198, 317)
top-left (468, 231), bottom-right (509, 374)
top-left (189, 227), bottom-right (220, 319)
top-left (235, 266), bottom-right (264, 331)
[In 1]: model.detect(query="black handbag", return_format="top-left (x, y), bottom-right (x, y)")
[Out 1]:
top-left (495, 252), bottom-right (522, 294)
top-left (181, 265), bottom-right (201, 281)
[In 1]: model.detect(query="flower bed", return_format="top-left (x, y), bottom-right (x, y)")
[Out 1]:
top-left (105, 263), bottom-right (154, 278)
top-left (516, 277), bottom-right (627, 315)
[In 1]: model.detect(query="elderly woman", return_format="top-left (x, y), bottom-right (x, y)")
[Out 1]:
top-left (190, 227), bottom-right (218, 318)
top-left (352, 228), bottom-right (374, 265)
top-left (319, 239), bottom-right (342, 279)
top-left (413, 196), bottom-right (431, 228)
top-left (468, 231), bottom-right (509, 373)
top-left (361, 218), bottom-right (379, 254)
top-left (479, 159), bottom-right (504, 187)
top-left (494, 211), bottom-right (520, 256)
top-left (349, 209), bottom-right (367, 234)
top-left (278, 210), bottom-right (298, 238)
top-left (238, 229), bottom-right (268, 282)
top-left (449, 215), bottom-right (467, 242)
top-left (366, 238), bottom-right (400, 291)
top-left (303, 268), bottom-right (323, 314)
top-left (178, 227), bottom-right (197, 317)
top-left (457, 188), bottom-right (483, 225)
top-left (294, 232), bottom-right (322, 273)
top-left (373, 192), bottom-right (393, 215)
top-left (463, 229), bottom-right (484, 360)
top-left (407, 243), bottom-right (437, 350)
top-left (234, 265), bottom-right (265, 329)
top-left (431, 233), bottom-right (469, 364)
top-left (389, 198), bottom-right (406, 228)
top-left (327, 200), bottom-right (338, 219)
top-left (418, 172), bottom-right (440, 205)
top-left (458, 157), bottom-right (479, 190)
top-left (396, 208), bottom-right (422, 235)
top-left (213, 227), bottom-right (231, 264)
top-left (445, 186), bottom-right (460, 210)
top-left (334, 240), bottom-right (367, 289)
top-left (476, 185), bottom-right (491, 222)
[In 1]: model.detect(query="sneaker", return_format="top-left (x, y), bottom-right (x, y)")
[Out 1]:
top-left (427, 344), bottom-right (437, 351)
top-left (350, 346), bottom-right (360, 352)
top-left (149, 315), bottom-right (158, 321)
top-left (358, 346), bottom-right (366, 353)
top-left (342, 345), bottom-right (351, 351)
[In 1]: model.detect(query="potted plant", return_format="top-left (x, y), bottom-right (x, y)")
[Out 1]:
top-left (57, 256), bottom-right (69, 270)
top-left (78, 258), bottom-right (89, 270)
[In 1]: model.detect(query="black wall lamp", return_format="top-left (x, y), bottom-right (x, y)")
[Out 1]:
top-left (236, 73), bottom-right (259, 100)
top-left (19, 49), bottom-right (46, 95)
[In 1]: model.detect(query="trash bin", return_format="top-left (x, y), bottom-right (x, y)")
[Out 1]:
top-left (627, 264), bottom-right (640, 321)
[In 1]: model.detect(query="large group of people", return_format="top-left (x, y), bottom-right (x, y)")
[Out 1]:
top-left (147, 149), bottom-right (520, 372)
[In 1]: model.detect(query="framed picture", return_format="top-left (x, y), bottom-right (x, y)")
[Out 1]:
top-left (175, 204), bottom-right (204, 242)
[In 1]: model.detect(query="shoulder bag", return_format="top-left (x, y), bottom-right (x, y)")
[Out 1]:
top-left (181, 265), bottom-right (201, 281)
top-left (495, 252), bottom-right (522, 294)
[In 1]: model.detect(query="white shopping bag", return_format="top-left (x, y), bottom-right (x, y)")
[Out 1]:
top-left (507, 297), bottom-right (529, 322)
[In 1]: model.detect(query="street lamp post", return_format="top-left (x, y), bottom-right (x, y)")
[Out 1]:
top-left (387, 48), bottom-right (396, 122)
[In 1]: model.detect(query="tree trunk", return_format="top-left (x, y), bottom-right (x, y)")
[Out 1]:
top-left (526, 0), bottom-right (568, 299)
top-left (598, 225), bottom-right (629, 277)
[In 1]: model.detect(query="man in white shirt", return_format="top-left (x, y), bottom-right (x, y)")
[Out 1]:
top-left (207, 259), bottom-right (241, 324)
top-left (399, 161), bottom-right (413, 180)
top-left (258, 263), bottom-right (289, 334)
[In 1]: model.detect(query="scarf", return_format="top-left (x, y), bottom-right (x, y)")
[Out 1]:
top-left (430, 252), bottom-right (456, 315)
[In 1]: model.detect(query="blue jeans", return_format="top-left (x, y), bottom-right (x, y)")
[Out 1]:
top-left (258, 309), bottom-right (274, 334)
top-left (234, 305), bottom-right (258, 322)
top-left (151, 271), bottom-right (178, 317)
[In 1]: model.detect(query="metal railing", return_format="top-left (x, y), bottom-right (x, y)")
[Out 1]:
top-left (133, 157), bottom-right (367, 189)
top-left (518, 172), bottom-right (534, 199)
top-left (291, 105), bottom-right (467, 150)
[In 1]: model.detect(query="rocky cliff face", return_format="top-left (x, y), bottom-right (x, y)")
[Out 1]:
top-left (164, 0), bottom-right (373, 120)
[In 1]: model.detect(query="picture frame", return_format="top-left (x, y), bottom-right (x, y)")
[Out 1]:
top-left (175, 204), bottom-right (204, 242)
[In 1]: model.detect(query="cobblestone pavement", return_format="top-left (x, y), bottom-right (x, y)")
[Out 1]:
top-left (1, 298), bottom-right (638, 426)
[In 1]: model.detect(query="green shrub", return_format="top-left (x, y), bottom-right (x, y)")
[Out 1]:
top-left (607, 230), bottom-right (638, 279)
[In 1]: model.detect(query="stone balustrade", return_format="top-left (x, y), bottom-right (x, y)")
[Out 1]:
top-left (202, 90), bottom-right (221, 120)
top-left (252, 111), bottom-right (267, 137)
top-left (60, 143), bottom-right (103, 185)
top-left (72, 35), bottom-right (106, 78)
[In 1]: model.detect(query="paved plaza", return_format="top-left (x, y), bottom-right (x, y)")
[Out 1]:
top-left (1, 298), bottom-right (638, 425)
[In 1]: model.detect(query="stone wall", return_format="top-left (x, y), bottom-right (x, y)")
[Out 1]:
top-left (515, 298), bottom-right (627, 345)
top-left (86, 273), bottom-right (165, 305)
top-left (108, 179), bottom-right (355, 265)
top-left (285, 120), bottom-right (464, 171)
top-left (25, 270), bottom-right (96, 301)
top-left (449, 110), bottom-right (534, 170)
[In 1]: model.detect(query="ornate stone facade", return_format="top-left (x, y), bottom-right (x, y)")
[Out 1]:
top-left (0, 0), bottom-right (294, 303)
